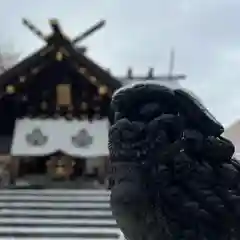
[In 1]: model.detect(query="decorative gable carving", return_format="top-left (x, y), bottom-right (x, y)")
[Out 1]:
top-left (72, 129), bottom-right (93, 148)
top-left (25, 128), bottom-right (48, 146)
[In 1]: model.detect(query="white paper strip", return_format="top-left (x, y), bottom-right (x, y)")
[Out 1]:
top-left (11, 118), bottom-right (109, 157)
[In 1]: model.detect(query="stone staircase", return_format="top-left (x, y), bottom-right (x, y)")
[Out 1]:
top-left (0, 189), bottom-right (124, 239)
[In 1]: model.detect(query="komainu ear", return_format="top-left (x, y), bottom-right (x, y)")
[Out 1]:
top-left (174, 89), bottom-right (224, 137)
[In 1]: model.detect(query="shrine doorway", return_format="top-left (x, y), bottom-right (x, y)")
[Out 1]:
top-left (18, 157), bottom-right (45, 177)
top-left (18, 154), bottom-right (87, 180)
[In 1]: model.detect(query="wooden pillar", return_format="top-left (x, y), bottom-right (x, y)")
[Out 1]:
top-left (46, 156), bottom-right (57, 179)
top-left (90, 157), bottom-right (108, 185)
top-left (62, 155), bottom-right (75, 180)
top-left (9, 156), bottom-right (20, 185)
top-left (0, 155), bottom-right (11, 188)
top-left (103, 156), bottom-right (111, 187)
top-left (97, 157), bottom-right (106, 184)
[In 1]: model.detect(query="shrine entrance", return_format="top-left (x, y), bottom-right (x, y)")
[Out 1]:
top-left (10, 118), bottom-right (109, 188)
top-left (17, 153), bottom-right (87, 181)
top-left (15, 155), bottom-right (108, 188)
top-left (18, 155), bottom-right (86, 177)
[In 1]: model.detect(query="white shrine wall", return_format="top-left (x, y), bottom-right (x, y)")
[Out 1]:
top-left (11, 118), bottom-right (109, 158)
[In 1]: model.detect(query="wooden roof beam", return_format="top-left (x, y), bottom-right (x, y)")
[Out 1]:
top-left (72, 20), bottom-right (106, 44)
top-left (22, 18), bottom-right (46, 41)
top-left (49, 18), bottom-right (62, 36)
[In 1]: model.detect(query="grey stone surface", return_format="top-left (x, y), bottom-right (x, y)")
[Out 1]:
top-left (0, 188), bottom-right (123, 239)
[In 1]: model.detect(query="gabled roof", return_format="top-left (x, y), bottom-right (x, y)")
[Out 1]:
top-left (0, 19), bottom-right (122, 93)
top-left (0, 18), bottom-right (185, 100)
top-left (62, 40), bottom-right (122, 89)
top-left (0, 46), bottom-right (49, 87)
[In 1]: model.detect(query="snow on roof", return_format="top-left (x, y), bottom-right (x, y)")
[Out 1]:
top-left (121, 79), bottom-right (182, 89)
top-left (113, 79), bottom-right (182, 99)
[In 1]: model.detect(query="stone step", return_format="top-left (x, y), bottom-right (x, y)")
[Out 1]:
top-left (0, 209), bottom-right (113, 217)
top-left (0, 202), bottom-right (110, 209)
top-left (0, 195), bottom-right (110, 202)
top-left (0, 238), bottom-right (121, 240)
top-left (0, 217), bottom-right (116, 227)
top-left (0, 189), bottom-right (123, 239)
top-left (0, 189), bottom-right (111, 195)
top-left (0, 226), bottom-right (121, 235)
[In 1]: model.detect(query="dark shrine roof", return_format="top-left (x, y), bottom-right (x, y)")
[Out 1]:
top-left (0, 47), bottom-right (48, 87)
top-left (0, 19), bottom-right (122, 92)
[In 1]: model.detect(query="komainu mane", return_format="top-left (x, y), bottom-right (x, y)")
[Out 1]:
top-left (108, 83), bottom-right (240, 240)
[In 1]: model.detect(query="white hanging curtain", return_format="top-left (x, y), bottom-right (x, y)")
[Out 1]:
top-left (11, 118), bottom-right (109, 157)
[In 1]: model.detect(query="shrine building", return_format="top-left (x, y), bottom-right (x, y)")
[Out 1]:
top-left (0, 18), bottom-right (124, 188)
top-left (0, 18), bottom-right (185, 188)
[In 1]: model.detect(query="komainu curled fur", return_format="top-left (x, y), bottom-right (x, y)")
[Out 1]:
top-left (108, 83), bottom-right (240, 240)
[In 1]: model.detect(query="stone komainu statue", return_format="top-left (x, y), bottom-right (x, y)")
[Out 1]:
top-left (108, 83), bottom-right (240, 240)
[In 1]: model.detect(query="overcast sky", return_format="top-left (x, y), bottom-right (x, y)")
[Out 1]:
top-left (0, 0), bottom-right (239, 127)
